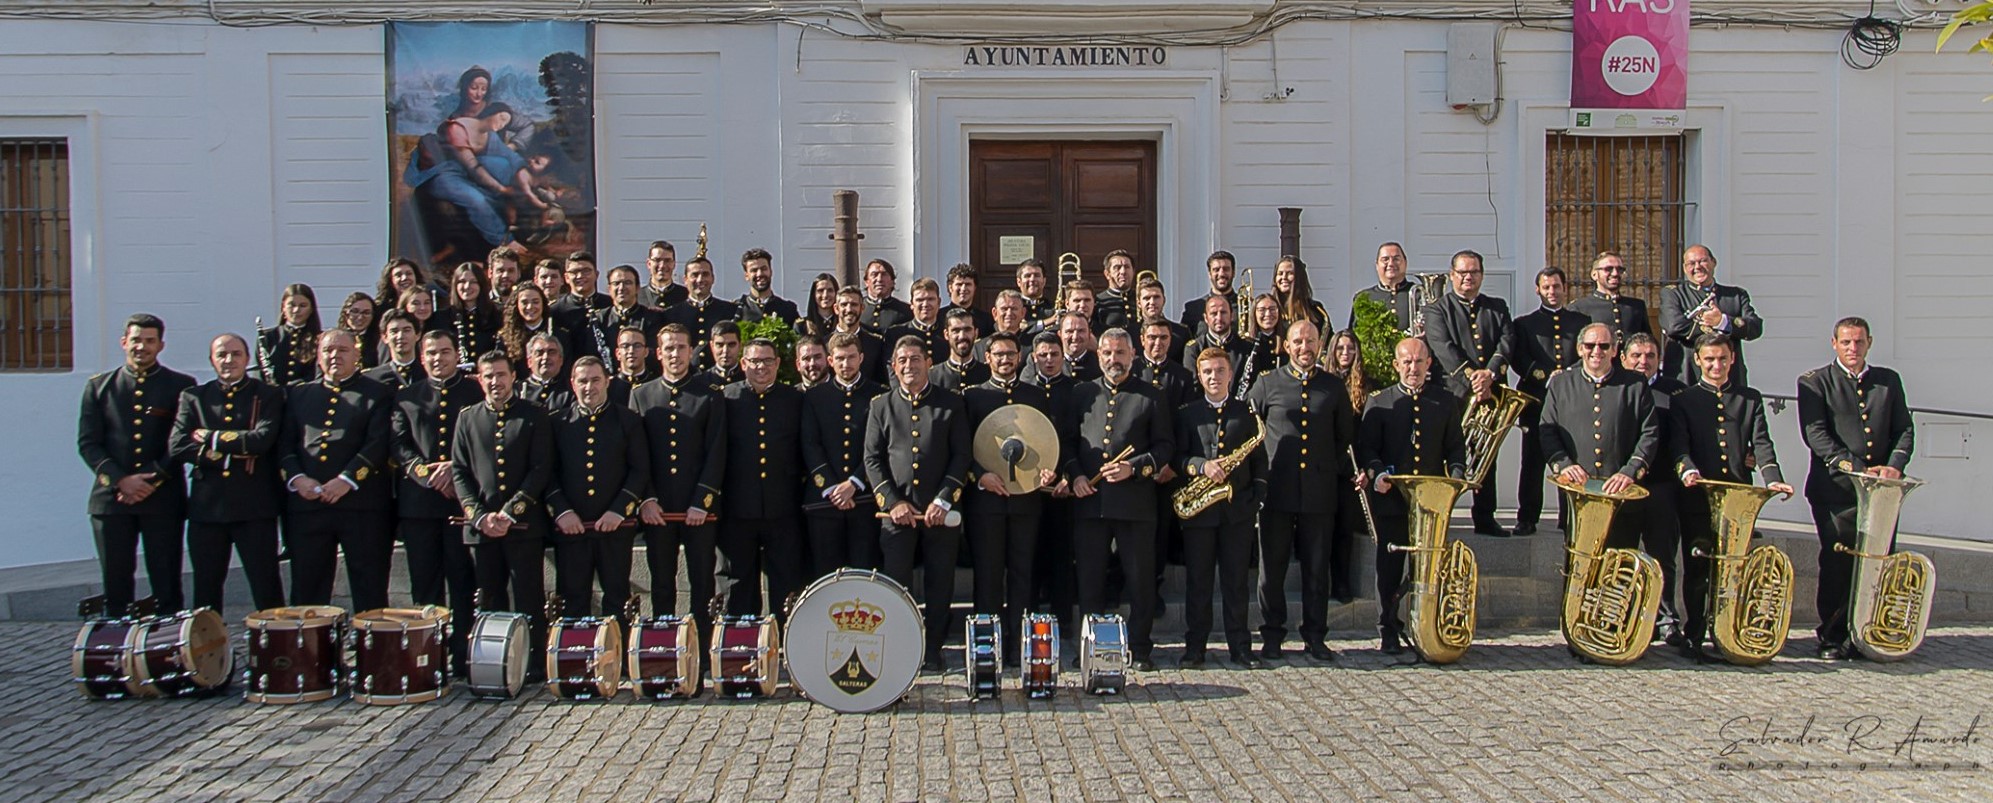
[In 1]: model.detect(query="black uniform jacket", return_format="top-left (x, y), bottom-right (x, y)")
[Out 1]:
top-left (171, 377), bottom-right (284, 522)
top-left (79, 363), bottom-right (197, 516)
top-left (802, 377), bottom-right (886, 502)
top-left (1537, 366), bottom-right (1659, 482)
top-left (721, 381), bottom-right (805, 519)
top-left (1060, 375), bottom-right (1174, 523)
top-left (547, 401), bottom-right (651, 525)
top-left (1797, 362), bottom-right (1913, 507)
top-left (1245, 364), bottom-right (1356, 515)
top-left (1174, 396), bottom-right (1268, 528)
top-left (1356, 383), bottom-right (1468, 519)
top-left (1421, 292), bottom-right (1514, 400)
top-left (629, 373), bottom-right (727, 514)
top-left (391, 372), bottom-right (484, 519)
top-left (279, 373), bottom-right (395, 513)
top-left (863, 384), bottom-right (972, 512)
top-left (1670, 381), bottom-right (1784, 487)
top-left (450, 397), bottom-right (554, 543)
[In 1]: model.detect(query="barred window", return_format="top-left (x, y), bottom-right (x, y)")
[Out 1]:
top-left (0, 138), bottom-right (71, 371)
top-left (1545, 133), bottom-right (1688, 334)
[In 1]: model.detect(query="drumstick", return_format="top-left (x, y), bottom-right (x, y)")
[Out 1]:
top-left (1089, 445), bottom-right (1138, 485)
top-left (874, 509), bottom-right (964, 528)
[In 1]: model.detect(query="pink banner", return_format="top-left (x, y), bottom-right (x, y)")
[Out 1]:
top-left (1570, 0), bottom-right (1689, 131)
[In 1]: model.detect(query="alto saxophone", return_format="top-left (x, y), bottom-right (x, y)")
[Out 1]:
top-left (1555, 477), bottom-right (1662, 665)
top-left (1834, 471), bottom-right (1933, 661)
top-left (1172, 416), bottom-right (1265, 519)
top-left (1383, 475), bottom-right (1478, 663)
top-left (1688, 479), bottom-right (1794, 666)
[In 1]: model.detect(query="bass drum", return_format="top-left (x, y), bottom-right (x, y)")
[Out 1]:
top-left (244, 606), bottom-right (345, 704)
top-left (465, 611), bottom-right (532, 700)
top-left (783, 569), bottom-right (924, 714)
top-left (349, 606), bottom-right (451, 706)
top-left (129, 609), bottom-right (233, 698)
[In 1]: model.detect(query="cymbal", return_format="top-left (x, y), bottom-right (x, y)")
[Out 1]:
top-left (973, 404), bottom-right (1060, 495)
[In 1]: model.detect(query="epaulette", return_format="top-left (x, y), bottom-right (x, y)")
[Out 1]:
top-left (1367, 388), bottom-right (1384, 398)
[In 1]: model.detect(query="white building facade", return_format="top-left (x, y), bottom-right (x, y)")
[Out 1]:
top-left (2, 0), bottom-right (1989, 568)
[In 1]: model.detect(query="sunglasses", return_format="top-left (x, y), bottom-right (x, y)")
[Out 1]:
top-left (1579, 342), bottom-right (1613, 351)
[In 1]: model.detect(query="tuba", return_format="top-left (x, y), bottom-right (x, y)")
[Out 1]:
top-left (1688, 480), bottom-right (1794, 666)
top-left (1834, 471), bottom-right (1933, 661)
top-left (1459, 386), bottom-right (1536, 488)
top-left (1406, 271), bottom-right (1449, 336)
top-left (1384, 475), bottom-right (1478, 663)
top-left (1172, 417), bottom-right (1265, 519)
top-left (1555, 477), bottom-right (1661, 664)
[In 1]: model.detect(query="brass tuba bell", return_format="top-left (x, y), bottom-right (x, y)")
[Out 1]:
top-left (1834, 471), bottom-right (1933, 661)
top-left (1688, 479), bottom-right (1794, 665)
top-left (1555, 477), bottom-right (1661, 665)
top-left (1384, 475), bottom-right (1478, 663)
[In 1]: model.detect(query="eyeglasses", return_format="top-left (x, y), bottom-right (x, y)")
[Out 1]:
top-left (742, 357), bottom-right (777, 367)
top-left (1451, 269), bottom-right (1483, 276)
top-left (1579, 342), bottom-right (1613, 351)
top-left (1597, 266), bottom-right (1626, 274)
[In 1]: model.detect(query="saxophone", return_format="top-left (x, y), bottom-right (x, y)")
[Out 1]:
top-left (1172, 416), bottom-right (1265, 519)
top-left (1555, 477), bottom-right (1661, 665)
top-left (1384, 475), bottom-right (1477, 663)
top-left (1688, 479), bottom-right (1794, 666)
top-left (1834, 471), bottom-right (1933, 661)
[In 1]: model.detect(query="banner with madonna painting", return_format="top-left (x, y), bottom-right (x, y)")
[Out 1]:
top-left (387, 21), bottom-right (596, 273)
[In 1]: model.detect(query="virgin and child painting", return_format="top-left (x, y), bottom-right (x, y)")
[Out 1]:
top-left (388, 22), bottom-right (596, 270)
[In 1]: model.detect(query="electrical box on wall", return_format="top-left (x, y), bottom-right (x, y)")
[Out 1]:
top-left (1446, 23), bottom-right (1498, 108)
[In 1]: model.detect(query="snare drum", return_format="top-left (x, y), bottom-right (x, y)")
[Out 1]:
top-left (965, 614), bottom-right (1002, 700)
top-left (244, 606), bottom-right (346, 704)
top-left (627, 615), bottom-right (701, 700)
top-left (349, 606), bottom-right (450, 706)
top-left (128, 608), bottom-right (232, 698)
top-left (465, 611), bottom-right (532, 700)
top-left (547, 617), bottom-right (622, 700)
top-left (72, 617), bottom-right (143, 700)
top-left (710, 616), bottom-right (781, 700)
top-left (782, 569), bottom-right (923, 713)
top-left (1080, 614), bottom-right (1130, 696)
top-left (1019, 613), bottom-right (1061, 699)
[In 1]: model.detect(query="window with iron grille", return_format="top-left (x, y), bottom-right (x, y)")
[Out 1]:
top-left (0, 138), bottom-right (72, 371)
top-left (1545, 133), bottom-right (1688, 333)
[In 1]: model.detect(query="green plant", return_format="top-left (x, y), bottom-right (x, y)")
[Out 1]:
top-left (1940, 2), bottom-right (1993, 99)
top-left (1350, 293), bottom-right (1404, 387)
top-left (738, 315), bottom-right (800, 385)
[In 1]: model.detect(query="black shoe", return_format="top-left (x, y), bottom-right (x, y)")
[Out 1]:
top-left (1513, 522), bottom-right (1538, 536)
top-left (1660, 625), bottom-right (1686, 647)
top-left (1305, 641), bottom-right (1338, 662)
top-left (1131, 656), bottom-right (1156, 672)
top-left (1229, 649), bottom-right (1268, 670)
top-left (1180, 648), bottom-right (1207, 668)
top-left (1381, 630), bottom-right (1406, 655)
top-left (922, 656), bottom-right (946, 674)
top-left (1679, 642), bottom-right (1717, 664)
top-left (1260, 641), bottom-right (1284, 660)
top-left (1473, 521), bottom-right (1510, 538)
top-left (1816, 642), bottom-right (1853, 661)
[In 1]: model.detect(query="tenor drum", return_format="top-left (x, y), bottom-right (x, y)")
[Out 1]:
top-left (244, 606), bottom-right (345, 704)
top-left (128, 608), bottom-right (232, 698)
top-left (783, 569), bottom-right (923, 713)
top-left (72, 618), bottom-right (143, 700)
top-left (547, 617), bottom-right (622, 700)
top-left (965, 614), bottom-right (1002, 700)
top-left (710, 616), bottom-right (781, 700)
top-left (627, 615), bottom-right (701, 700)
top-left (465, 611), bottom-right (532, 700)
top-left (1080, 614), bottom-right (1130, 696)
top-left (349, 606), bottom-right (450, 706)
top-left (1018, 613), bottom-right (1061, 699)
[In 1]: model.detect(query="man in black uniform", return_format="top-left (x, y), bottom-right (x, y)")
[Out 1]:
top-left (549, 357), bottom-right (650, 618)
top-left (1182, 295), bottom-right (1251, 375)
top-left (518, 333), bottom-right (573, 410)
top-left (719, 338), bottom-right (807, 617)
top-left (1355, 338), bottom-right (1467, 654)
top-left (830, 287), bottom-right (888, 384)
top-left (736, 248), bottom-right (801, 326)
top-left (1245, 319), bottom-right (1355, 662)
top-left (1138, 318), bottom-right (1196, 411)
top-left (171, 332), bottom-right (287, 612)
top-left (705, 321), bottom-right (745, 387)
top-left (1671, 334), bottom-right (1793, 661)
top-left (1660, 245), bottom-right (1763, 386)
top-left (1025, 331), bottom-right (1080, 632)
top-left (1537, 323), bottom-right (1659, 549)
top-left (279, 330), bottom-right (395, 609)
top-left (861, 258), bottom-right (914, 333)
top-left (1349, 242), bottom-right (1418, 332)
top-left (1621, 332), bottom-right (1687, 643)
top-left (631, 324), bottom-right (726, 626)
top-left (1421, 249), bottom-right (1515, 536)
top-left (549, 252), bottom-right (611, 359)
top-left (962, 333), bottom-right (1057, 661)
top-left (365, 310), bottom-right (426, 389)
top-left (1015, 259), bottom-right (1055, 329)
top-left (1094, 250), bottom-right (1136, 333)
top-left (1568, 251), bottom-right (1651, 346)
top-left (1179, 250), bottom-right (1238, 332)
top-left (802, 332), bottom-right (886, 575)
top-left (975, 290), bottom-right (1034, 362)
top-left (887, 278), bottom-right (948, 364)
top-left (638, 240), bottom-right (688, 310)
top-left (607, 327), bottom-right (658, 408)
top-left (595, 265), bottom-right (666, 377)
top-left (1797, 316), bottom-right (1914, 660)
top-left (661, 257), bottom-right (740, 369)
top-left (389, 331), bottom-right (482, 668)
top-left (941, 264), bottom-right (996, 337)
top-left (1175, 347), bottom-right (1268, 669)
top-left (1058, 312), bottom-right (1103, 382)
top-left (865, 336), bottom-right (972, 671)
top-left (1063, 328), bottom-right (1174, 672)
top-left (79, 314), bottom-right (196, 614)
top-left (1136, 279), bottom-right (1192, 366)
top-left (1060, 281), bottom-right (1098, 336)
top-left (1510, 267), bottom-right (1590, 536)
top-left (928, 308), bottom-right (987, 392)
top-left (794, 335), bottom-right (829, 390)
top-left (452, 350), bottom-right (552, 662)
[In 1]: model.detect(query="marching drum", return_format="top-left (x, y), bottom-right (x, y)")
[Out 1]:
top-left (128, 608), bottom-right (232, 698)
top-left (465, 612), bottom-right (532, 700)
top-left (965, 614), bottom-right (1002, 700)
top-left (349, 606), bottom-right (450, 706)
top-left (627, 615), bottom-right (702, 700)
top-left (72, 617), bottom-right (144, 700)
top-left (244, 606), bottom-right (346, 704)
top-left (1018, 613), bottom-right (1061, 699)
top-left (783, 569), bottom-right (923, 713)
top-left (547, 617), bottom-right (622, 701)
top-left (710, 616), bottom-right (781, 700)
top-left (1080, 614), bottom-right (1131, 696)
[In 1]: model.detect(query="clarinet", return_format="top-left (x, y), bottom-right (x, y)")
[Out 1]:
top-left (252, 316), bottom-right (275, 384)
top-left (1234, 337), bottom-right (1258, 401)
top-left (454, 308), bottom-right (473, 370)
top-left (584, 295), bottom-right (611, 372)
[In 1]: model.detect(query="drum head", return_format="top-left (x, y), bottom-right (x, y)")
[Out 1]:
top-left (182, 609), bottom-right (233, 688)
top-left (354, 606), bottom-right (448, 631)
top-left (783, 570), bottom-right (923, 713)
top-left (247, 606), bottom-right (346, 630)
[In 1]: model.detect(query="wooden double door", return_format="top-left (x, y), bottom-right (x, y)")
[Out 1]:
top-left (968, 140), bottom-right (1157, 306)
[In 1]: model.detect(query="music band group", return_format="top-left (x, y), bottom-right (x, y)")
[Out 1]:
top-left (76, 236), bottom-right (1929, 703)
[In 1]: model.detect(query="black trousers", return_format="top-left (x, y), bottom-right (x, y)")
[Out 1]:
top-left (1331, 481), bottom-right (1362, 603)
top-left (1630, 482), bottom-right (1682, 631)
top-left (1037, 497), bottom-right (1078, 632)
top-left (965, 496), bottom-right (1039, 649)
top-left (1472, 461), bottom-right (1500, 527)
top-left (1258, 509), bottom-right (1332, 645)
top-left (187, 518), bottom-right (285, 612)
top-left (881, 520), bottom-right (962, 661)
top-left (1181, 518), bottom-right (1254, 651)
top-left (553, 532), bottom-right (636, 619)
top-left (472, 533), bottom-right (548, 675)
top-left (718, 516), bottom-right (805, 620)
top-left (399, 516), bottom-right (477, 672)
top-left (92, 513), bottom-right (185, 614)
top-left (1374, 514), bottom-right (1411, 633)
top-left (805, 507), bottom-right (880, 578)
top-left (1075, 519), bottom-right (1156, 657)
top-left (1514, 411), bottom-right (1568, 528)
top-left (644, 522), bottom-right (717, 630)
top-left (1812, 501), bottom-right (1861, 645)
top-left (286, 508), bottom-right (392, 611)
top-left (1676, 488), bottom-right (1715, 643)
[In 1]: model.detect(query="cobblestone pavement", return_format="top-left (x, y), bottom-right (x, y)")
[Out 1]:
top-left (5, 622), bottom-right (1989, 802)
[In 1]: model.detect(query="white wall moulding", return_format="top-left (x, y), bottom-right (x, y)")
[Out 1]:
top-left (862, 0), bottom-right (1272, 35)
